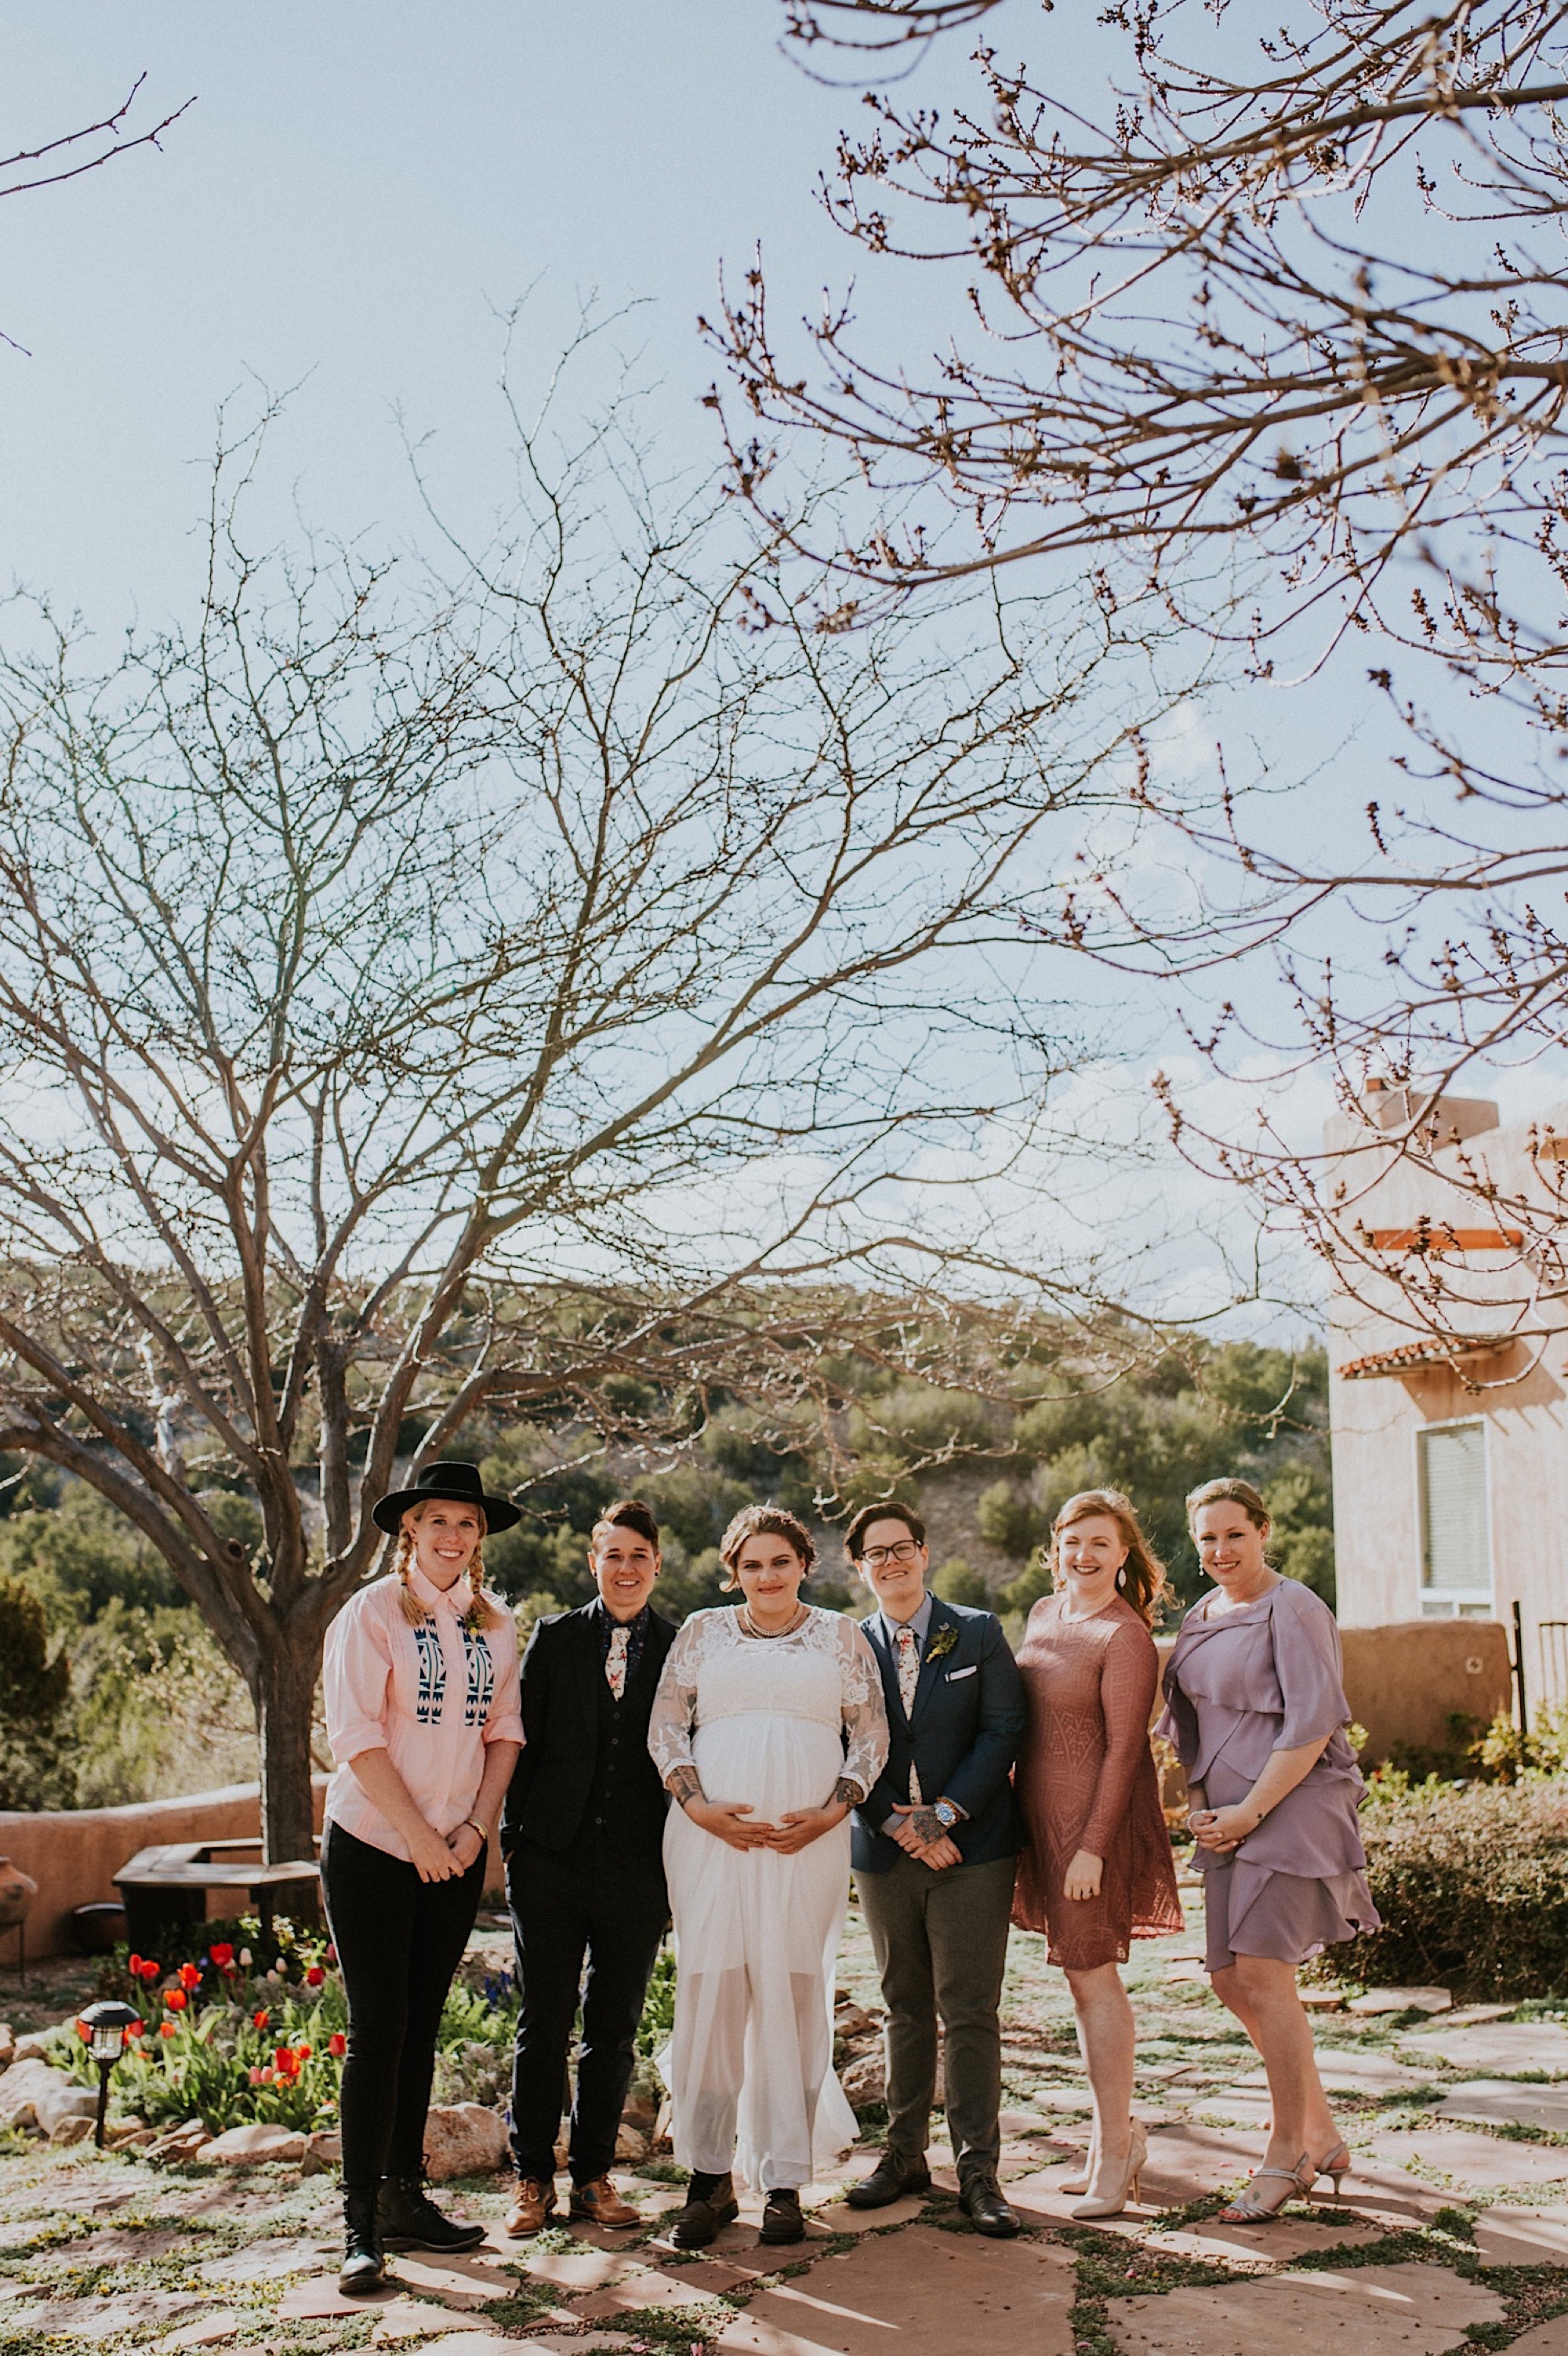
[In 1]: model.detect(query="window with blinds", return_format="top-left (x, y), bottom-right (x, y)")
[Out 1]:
top-left (1418, 1421), bottom-right (1491, 1602)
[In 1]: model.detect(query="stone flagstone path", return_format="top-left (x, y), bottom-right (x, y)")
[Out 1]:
top-left (8, 1893), bottom-right (1568, 2354)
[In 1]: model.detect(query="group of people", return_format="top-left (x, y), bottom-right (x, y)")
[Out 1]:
top-left (319, 1457), bottom-right (1379, 2295)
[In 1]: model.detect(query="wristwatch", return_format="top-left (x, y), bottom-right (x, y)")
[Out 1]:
top-left (932, 1799), bottom-right (960, 1830)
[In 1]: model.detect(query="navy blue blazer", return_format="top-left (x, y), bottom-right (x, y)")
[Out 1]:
top-left (852, 1595), bottom-right (1025, 1875)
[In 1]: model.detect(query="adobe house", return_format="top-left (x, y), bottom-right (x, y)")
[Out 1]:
top-left (1325, 1084), bottom-right (1568, 1716)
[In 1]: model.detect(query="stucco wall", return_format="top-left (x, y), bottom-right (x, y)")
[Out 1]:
top-left (0, 1776), bottom-right (511, 1962)
top-left (1325, 1094), bottom-right (1568, 1709)
top-left (0, 1781), bottom-right (325, 1962)
top-left (1154, 1617), bottom-right (1510, 1765)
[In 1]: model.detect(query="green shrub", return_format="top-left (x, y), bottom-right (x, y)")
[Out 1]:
top-left (0, 1572), bottom-right (75, 1809)
top-left (1345, 1779), bottom-right (1568, 1998)
top-left (934, 1559), bottom-right (989, 1607)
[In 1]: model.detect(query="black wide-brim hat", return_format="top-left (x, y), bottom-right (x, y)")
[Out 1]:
top-left (372, 1458), bottom-right (521, 1534)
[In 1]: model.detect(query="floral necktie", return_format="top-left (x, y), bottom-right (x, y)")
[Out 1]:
top-left (605, 1624), bottom-right (630, 1701)
top-left (895, 1625), bottom-right (924, 1803)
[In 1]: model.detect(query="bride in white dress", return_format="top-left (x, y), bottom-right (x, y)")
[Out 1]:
top-left (648, 1504), bottom-right (889, 2248)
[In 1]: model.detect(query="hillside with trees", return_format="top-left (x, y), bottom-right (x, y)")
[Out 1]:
top-left (0, 1321), bottom-right (1329, 1812)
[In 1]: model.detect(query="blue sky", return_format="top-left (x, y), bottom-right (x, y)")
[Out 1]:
top-left (5, 3), bottom-right (1528, 1336)
top-left (0, 3), bottom-right (938, 619)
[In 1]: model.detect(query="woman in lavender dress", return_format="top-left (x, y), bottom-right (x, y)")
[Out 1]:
top-left (1160, 1478), bottom-right (1378, 2223)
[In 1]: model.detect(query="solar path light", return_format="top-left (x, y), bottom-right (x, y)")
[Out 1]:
top-left (76, 1999), bottom-right (142, 2148)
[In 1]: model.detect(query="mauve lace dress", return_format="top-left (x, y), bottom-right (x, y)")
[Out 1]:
top-left (1012, 1592), bottom-right (1183, 1968)
top-left (1158, 1577), bottom-right (1381, 1972)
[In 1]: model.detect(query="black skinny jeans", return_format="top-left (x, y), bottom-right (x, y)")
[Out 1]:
top-left (321, 1817), bottom-right (486, 2192)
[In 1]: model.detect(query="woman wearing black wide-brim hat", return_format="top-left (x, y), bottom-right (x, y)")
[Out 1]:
top-left (322, 1462), bottom-right (524, 2295)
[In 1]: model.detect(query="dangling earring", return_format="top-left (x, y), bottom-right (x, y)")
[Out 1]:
top-left (1116, 1565), bottom-right (1127, 1588)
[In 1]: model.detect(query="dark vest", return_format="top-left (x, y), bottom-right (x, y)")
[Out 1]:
top-left (580, 1643), bottom-right (667, 1857)
top-left (503, 1601), bottom-right (674, 1864)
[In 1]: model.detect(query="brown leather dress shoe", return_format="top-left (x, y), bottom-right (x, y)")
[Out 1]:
top-left (569, 2175), bottom-right (641, 2228)
top-left (505, 2176), bottom-right (558, 2236)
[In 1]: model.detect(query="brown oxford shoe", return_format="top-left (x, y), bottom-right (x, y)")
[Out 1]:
top-left (569, 2174), bottom-right (641, 2229)
top-left (505, 2175), bottom-right (558, 2236)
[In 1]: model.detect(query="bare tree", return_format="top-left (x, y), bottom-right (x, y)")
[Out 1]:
top-left (1, 75), bottom-right (193, 352)
top-left (2, 76), bottom-right (192, 207)
top-left (0, 365), bottom-right (1189, 1860)
top-left (723, 0), bottom-right (1568, 1350)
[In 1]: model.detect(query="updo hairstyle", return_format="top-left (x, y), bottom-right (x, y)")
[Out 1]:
top-left (717, 1504), bottom-right (817, 1594)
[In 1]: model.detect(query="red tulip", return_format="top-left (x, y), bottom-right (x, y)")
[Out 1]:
top-left (127, 1953), bottom-right (143, 1977)
top-left (304, 1964), bottom-right (325, 1988)
top-left (209, 1942), bottom-right (234, 1968)
top-left (252, 2009), bottom-right (270, 2031)
top-left (158, 2023), bottom-right (177, 2039)
top-left (137, 1958), bottom-right (162, 1982)
top-left (165, 1988), bottom-right (187, 2011)
top-left (294, 2042), bottom-right (312, 2062)
top-left (74, 2019), bottom-right (90, 2041)
top-left (177, 1962), bottom-right (201, 1991)
top-left (328, 2032), bottom-right (347, 2058)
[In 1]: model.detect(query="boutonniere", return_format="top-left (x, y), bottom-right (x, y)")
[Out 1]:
top-left (925, 1623), bottom-right (958, 1664)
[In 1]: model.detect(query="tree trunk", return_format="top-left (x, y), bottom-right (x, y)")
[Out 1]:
top-left (257, 1637), bottom-right (321, 1870)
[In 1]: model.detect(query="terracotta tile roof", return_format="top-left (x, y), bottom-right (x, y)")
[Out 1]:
top-left (1338, 1334), bottom-right (1520, 1379)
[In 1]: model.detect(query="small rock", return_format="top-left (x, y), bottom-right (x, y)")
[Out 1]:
top-left (1301, 1991), bottom-right (1345, 2011)
top-left (147, 2120), bottom-right (215, 2162)
top-left (303, 2127), bottom-right (343, 2174)
top-left (0, 2057), bottom-right (96, 2133)
top-left (840, 2051), bottom-right (887, 2111)
top-left (615, 2123), bottom-right (649, 2162)
top-left (198, 2121), bottom-right (307, 2165)
top-left (833, 2002), bottom-right (882, 2040)
top-left (0, 2023), bottom-right (13, 2067)
top-left (423, 2102), bottom-right (510, 2181)
top-left (1347, 1986), bottom-right (1453, 2016)
top-left (12, 2030), bottom-right (60, 2063)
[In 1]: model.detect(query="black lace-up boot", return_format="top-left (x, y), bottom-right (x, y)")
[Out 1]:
top-left (376, 2173), bottom-right (486, 2252)
top-left (339, 2187), bottom-right (387, 2295)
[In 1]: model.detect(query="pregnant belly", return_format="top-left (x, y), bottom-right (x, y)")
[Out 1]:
top-left (693, 1714), bottom-right (842, 1821)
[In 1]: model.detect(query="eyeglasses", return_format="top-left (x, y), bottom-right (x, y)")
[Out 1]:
top-left (858, 1540), bottom-right (921, 1567)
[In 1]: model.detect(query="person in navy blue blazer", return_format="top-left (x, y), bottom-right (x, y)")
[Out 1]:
top-left (845, 1502), bottom-right (1025, 2237)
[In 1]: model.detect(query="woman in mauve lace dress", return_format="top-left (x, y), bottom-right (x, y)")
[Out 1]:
top-left (648, 1505), bottom-right (889, 2253)
top-left (1013, 1488), bottom-right (1181, 2218)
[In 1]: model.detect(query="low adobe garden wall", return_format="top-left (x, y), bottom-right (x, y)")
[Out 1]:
top-left (0, 1783), bottom-right (323, 1961)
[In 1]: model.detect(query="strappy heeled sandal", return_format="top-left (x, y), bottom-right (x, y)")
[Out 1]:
top-left (1306, 2140), bottom-right (1352, 2197)
top-left (1215, 2153), bottom-right (1310, 2223)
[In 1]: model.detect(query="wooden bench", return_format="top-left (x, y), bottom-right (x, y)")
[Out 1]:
top-left (114, 1839), bottom-right (320, 1958)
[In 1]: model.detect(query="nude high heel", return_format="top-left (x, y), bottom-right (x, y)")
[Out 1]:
top-left (1070, 2123), bottom-right (1146, 2220)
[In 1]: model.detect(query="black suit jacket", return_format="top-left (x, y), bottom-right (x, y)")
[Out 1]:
top-left (501, 1600), bottom-right (678, 1860)
top-left (853, 1595), bottom-right (1025, 1875)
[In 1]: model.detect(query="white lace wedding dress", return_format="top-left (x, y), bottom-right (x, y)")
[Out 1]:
top-left (648, 1605), bottom-right (890, 2191)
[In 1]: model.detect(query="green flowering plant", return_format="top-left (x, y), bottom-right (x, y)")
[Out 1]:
top-left (59, 1920), bottom-right (531, 2137)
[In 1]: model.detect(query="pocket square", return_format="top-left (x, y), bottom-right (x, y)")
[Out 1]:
top-left (946, 1664), bottom-right (978, 1681)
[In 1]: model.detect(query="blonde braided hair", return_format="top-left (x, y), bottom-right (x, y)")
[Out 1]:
top-left (394, 1502), bottom-right (499, 1631)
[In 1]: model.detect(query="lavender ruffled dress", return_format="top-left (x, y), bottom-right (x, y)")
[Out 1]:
top-left (1159, 1578), bottom-right (1380, 1972)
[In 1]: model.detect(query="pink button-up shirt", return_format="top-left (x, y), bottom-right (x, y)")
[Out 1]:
top-left (323, 1566), bottom-right (524, 1863)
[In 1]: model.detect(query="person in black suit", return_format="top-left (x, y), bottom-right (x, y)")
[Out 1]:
top-left (846, 1501), bottom-right (1026, 2237)
top-left (502, 1499), bottom-right (677, 2236)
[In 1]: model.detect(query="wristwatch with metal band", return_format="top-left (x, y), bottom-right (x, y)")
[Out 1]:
top-left (932, 1799), bottom-right (960, 1830)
